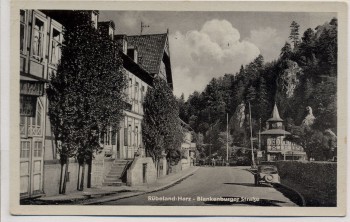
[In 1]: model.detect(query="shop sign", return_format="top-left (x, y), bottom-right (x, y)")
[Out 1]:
top-left (20, 81), bottom-right (44, 96)
top-left (20, 95), bottom-right (37, 117)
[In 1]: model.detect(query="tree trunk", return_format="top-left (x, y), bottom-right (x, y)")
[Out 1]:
top-left (77, 164), bottom-right (81, 190)
top-left (62, 160), bottom-right (69, 194)
top-left (79, 163), bottom-right (86, 191)
top-left (87, 154), bottom-right (92, 188)
top-left (59, 163), bottom-right (64, 194)
top-left (167, 158), bottom-right (171, 175)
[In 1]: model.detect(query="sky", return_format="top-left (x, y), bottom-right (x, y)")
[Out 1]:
top-left (99, 11), bottom-right (336, 99)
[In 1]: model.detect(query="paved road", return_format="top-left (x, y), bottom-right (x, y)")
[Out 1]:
top-left (101, 166), bottom-right (297, 206)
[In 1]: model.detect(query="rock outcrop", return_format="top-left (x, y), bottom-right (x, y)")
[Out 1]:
top-left (230, 102), bottom-right (245, 130)
top-left (278, 60), bottom-right (303, 98)
top-left (301, 106), bottom-right (316, 127)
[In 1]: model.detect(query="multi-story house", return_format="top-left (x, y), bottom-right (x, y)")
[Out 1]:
top-left (19, 9), bottom-right (67, 198)
top-left (19, 10), bottom-right (175, 197)
top-left (96, 30), bottom-right (174, 187)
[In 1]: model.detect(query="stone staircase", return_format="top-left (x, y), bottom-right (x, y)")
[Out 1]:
top-left (102, 159), bottom-right (131, 186)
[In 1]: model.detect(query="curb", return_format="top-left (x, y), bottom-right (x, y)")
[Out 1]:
top-left (83, 167), bottom-right (200, 205)
top-left (273, 183), bottom-right (306, 207)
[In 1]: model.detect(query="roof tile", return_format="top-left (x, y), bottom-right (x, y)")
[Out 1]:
top-left (127, 34), bottom-right (167, 75)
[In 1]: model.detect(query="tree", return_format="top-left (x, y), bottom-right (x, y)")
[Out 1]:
top-left (289, 21), bottom-right (300, 49)
top-left (216, 132), bottom-right (233, 160)
top-left (246, 85), bottom-right (256, 103)
top-left (280, 42), bottom-right (292, 59)
top-left (257, 76), bottom-right (269, 121)
top-left (46, 11), bottom-right (127, 192)
top-left (300, 28), bottom-right (315, 55)
top-left (142, 77), bottom-right (183, 177)
top-left (177, 93), bottom-right (188, 122)
top-left (46, 73), bottom-right (79, 194)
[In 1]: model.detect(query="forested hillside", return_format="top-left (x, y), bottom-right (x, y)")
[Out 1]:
top-left (178, 18), bottom-right (337, 161)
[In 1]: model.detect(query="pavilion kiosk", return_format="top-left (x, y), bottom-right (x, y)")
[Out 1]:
top-left (260, 104), bottom-right (306, 161)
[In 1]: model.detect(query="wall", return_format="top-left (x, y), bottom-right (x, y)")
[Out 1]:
top-left (181, 157), bottom-right (191, 170)
top-left (126, 157), bottom-right (156, 186)
top-left (43, 161), bottom-right (88, 197)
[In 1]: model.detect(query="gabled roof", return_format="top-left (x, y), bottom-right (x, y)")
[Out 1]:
top-left (267, 103), bottom-right (283, 122)
top-left (127, 33), bottom-right (168, 75)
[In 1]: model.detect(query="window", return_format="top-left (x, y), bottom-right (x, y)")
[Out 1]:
top-left (33, 141), bottom-right (42, 157)
top-left (134, 82), bottom-right (139, 101)
top-left (20, 141), bottom-right (30, 158)
top-left (111, 130), bottom-right (116, 145)
top-left (28, 101), bottom-right (42, 136)
top-left (128, 78), bottom-right (132, 101)
top-left (50, 28), bottom-right (61, 65)
top-left (20, 10), bottom-right (26, 53)
top-left (124, 127), bottom-right (128, 146)
top-left (128, 123), bottom-right (132, 146)
top-left (127, 49), bottom-right (135, 60)
top-left (141, 86), bottom-right (145, 103)
top-left (36, 103), bottom-right (41, 127)
top-left (20, 116), bottom-right (26, 135)
top-left (32, 18), bottom-right (45, 60)
top-left (135, 125), bottom-right (139, 147)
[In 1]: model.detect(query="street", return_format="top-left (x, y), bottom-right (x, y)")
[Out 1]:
top-left (101, 166), bottom-right (298, 206)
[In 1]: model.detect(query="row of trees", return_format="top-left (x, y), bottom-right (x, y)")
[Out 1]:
top-left (47, 12), bottom-right (127, 194)
top-left (47, 11), bottom-right (184, 194)
top-left (178, 18), bottom-right (337, 161)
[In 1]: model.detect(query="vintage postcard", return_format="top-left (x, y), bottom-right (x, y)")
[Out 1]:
top-left (9, 0), bottom-right (347, 216)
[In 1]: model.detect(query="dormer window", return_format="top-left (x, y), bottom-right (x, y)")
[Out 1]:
top-left (127, 47), bottom-right (138, 63)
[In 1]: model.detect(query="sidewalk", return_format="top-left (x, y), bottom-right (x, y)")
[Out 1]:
top-left (33, 166), bottom-right (199, 205)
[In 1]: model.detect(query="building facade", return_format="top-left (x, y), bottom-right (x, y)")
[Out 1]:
top-left (19, 9), bottom-right (66, 198)
top-left (260, 104), bottom-right (307, 161)
top-left (100, 32), bottom-right (174, 161)
top-left (19, 10), bottom-right (175, 197)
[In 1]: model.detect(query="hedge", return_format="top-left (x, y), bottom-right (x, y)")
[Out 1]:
top-left (266, 161), bottom-right (337, 206)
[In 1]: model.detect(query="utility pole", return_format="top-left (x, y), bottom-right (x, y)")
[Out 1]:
top-left (209, 110), bottom-right (211, 159)
top-left (249, 101), bottom-right (255, 167)
top-left (258, 118), bottom-right (261, 165)
top-left (226, 113), bottom-right (229, 165)
top-left (259, 118), bottom-right (261, 151)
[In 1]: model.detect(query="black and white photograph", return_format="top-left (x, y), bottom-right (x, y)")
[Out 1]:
top-left (6, 0), bottom-right (347, 217)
